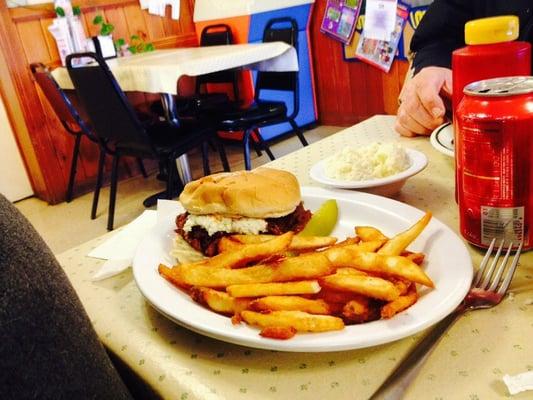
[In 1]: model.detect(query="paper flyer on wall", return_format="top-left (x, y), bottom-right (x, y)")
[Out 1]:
top-left (354, 2), bottom-right (408, 72)
top-left (320, 0), bottom-right (363, 44)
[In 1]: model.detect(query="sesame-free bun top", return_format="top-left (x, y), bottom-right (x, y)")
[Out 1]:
top-left (179, 168), bottom-right (301, 218)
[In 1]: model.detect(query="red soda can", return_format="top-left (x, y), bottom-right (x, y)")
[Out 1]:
top-left (455, 76), bottom-right (533, 249)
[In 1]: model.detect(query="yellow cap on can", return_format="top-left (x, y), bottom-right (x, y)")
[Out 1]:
top-left (465, 15), bottom-right (519, 45)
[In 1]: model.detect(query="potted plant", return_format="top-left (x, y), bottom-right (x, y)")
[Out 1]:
top-left (90, 15), bottom-right (117, 59)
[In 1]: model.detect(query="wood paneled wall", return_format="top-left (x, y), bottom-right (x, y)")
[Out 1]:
top-left (1, 0), bottom-right (409, 204)
top-left (309, 0), bottom-right (409, 126)
top-left (0, 0), bottom-right (197, 204)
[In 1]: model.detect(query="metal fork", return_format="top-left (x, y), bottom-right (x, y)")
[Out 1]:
top-left (370, 238), bottom-right (523, 400)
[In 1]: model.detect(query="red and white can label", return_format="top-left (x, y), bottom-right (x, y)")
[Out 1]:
top-left (481, 206), bottom-right (524, 246)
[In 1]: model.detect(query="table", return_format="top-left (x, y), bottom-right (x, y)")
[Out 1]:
top-left (52, 42), bottom-right (298, 183)
top-left (57, 116), bottom-right (533, 399)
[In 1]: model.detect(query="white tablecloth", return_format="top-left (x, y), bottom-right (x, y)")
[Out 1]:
top-left (52, 42), bottom-right (298, 95)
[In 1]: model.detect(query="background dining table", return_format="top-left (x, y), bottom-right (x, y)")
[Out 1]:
top-left (56, 115), bottom-right (533, 399)
top-left (52, 42), bottom-right (298, 184)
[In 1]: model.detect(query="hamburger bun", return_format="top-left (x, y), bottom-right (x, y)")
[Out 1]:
top-left (179, 168), bottom-right (301, 218)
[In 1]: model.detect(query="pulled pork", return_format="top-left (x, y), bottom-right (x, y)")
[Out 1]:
top-left (175, 203), bottom-right (312, 257)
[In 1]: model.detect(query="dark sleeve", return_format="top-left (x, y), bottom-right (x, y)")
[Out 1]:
top-left (0, 194), bottom-right (133, 400)
top-left (410, 0), bottom-right (477, 73)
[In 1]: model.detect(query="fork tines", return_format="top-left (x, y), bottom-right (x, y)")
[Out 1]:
top-left (473, 238), bottom-right (523, 295)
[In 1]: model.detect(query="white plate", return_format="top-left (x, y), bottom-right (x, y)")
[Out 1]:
top-left (133, 187), bottom-right (472, 352)
top-left (430, 122), bottom-right (454, 157)
top-left (309, 149), bottom-right (428, 195)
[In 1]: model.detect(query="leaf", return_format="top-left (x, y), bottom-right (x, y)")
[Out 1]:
top-left (131, 34), bottom-right (140, 41)
top-left (72, 5), bottom-right (81, 16)
top-left (145, 43), bottom-right (155, 52)
top-left (128, 46), bottom-right (138, 54)
top-left (93, 15), bottom-right (103, 25)
top-left (55, 6), bottom-right (65, 17)
top-left (101, 23), bottom-right (115, 36)
top-left (115, 38), bottom-right (126, 47)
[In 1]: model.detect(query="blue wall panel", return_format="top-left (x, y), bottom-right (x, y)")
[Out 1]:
top-left (248, 4), bottom-right (317, 141)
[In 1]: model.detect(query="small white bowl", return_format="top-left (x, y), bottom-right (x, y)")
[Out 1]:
top-left (309, 148), bottom-right (428, 197)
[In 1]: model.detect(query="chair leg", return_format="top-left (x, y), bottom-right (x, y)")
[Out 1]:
top-left (201, 141), bottom-right (211, 176)
top-left (91, 148), bottom-right (106, 220)
top-left (252, 129), bottom-right (262, 157)
top-left (165, 158), bottom-right (184, 200)
top-left (137, 158), bottom-right (148, 178)
top-left (107, 154), bottom-right (120, 231)
top-left (166, 158), bottom-right (175, 200)
top-left (256, 132), bottom-right (275, 161)
top-left (243, 128), bottom-right (253, 170)
top-left (213, 135), bottom-right (230, 172)
top-left (289, 118), bottom-right (308, 147)
top-left (66, 133), bottom-right (82, 202)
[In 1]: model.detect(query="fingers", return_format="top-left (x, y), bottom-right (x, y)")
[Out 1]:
top-left (394, 119), bottom-right (417, 137)
top-left (395, 67), bottom-right (452, 137)
top-left (415, 77), bottom-right (447, 119)
top-left (396, 105), bottom-right (434, 136)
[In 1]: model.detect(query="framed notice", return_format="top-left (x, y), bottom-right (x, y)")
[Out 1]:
top-left (320, 0), bottom-right (362, 44)
top-left (352, 2), bottom-right (408, 72)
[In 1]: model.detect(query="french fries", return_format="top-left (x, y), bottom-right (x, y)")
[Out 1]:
top-left (249, 296), bottom-right (333, 314)
top-left (378, 212), bottom-right (432, 256)
top-left (241, 310), bottom-right (345, 333)
top-left (218, 234), bottom-right (337, 253)
top-left (159, 212), bottom-right (435, 340)
top-left (227, 281), bottom-right (321, 298)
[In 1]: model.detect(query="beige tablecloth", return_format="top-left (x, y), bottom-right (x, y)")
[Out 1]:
top-left (57, 115), bottom-right (533, 399)
top-left (52, 42), bottom-right (298, 95)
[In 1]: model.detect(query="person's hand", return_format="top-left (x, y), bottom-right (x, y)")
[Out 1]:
top-left (395, 66), bottom-right (452, 137)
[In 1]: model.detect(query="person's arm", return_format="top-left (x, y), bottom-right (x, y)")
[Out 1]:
top-left (395, 0), bottom-right (477, 137)
top-left (411, 0), bottom-right (477, 73)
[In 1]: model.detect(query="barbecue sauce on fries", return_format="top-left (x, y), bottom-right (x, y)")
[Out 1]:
top-left (159, 212), bottom-right (434, 340)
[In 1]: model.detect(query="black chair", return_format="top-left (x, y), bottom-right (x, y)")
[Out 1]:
top-left (66, 52), bottom-right (229, 230)
top-left (31, 63), bottom-right (148, 216)
top-left (215, 17), bottom-right (309, 170)
top-left (195, 24), bottom-right (240, 101)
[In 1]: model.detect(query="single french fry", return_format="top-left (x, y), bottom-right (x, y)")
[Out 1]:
top-left (320, 272), bottom-right (400, 301)
top-left (378, 212), bottom-right (432, 256)
top-left (227, 280), bottom-right (321, 298)
top-left (389, 277), bottom-right (412, 295)
top-left (326, 249), bottom-right (434, 287)
top-left (159, 252), bottom-right (334, 289)
top-left (260, 326), bottom-right (297, 340)
top-left (241, 310), bottom-right (344, 333)
top-left (335, 267), bottom-right (367, 276)
top-left (355, 226), bottom-right (389, 242)
top-left (321, 241), bottom-right (384, 266)
top-left (317, 288), bottom-right (365, 304)
top-left (334, 237), bottom-right (361, 246)
top-left (342, 296), bottom-right (375, 324)
top-left (191, 231), bottom-right (293, 269)
top-left (381, 284), bottom-right (418, 319)
top-left (403, 251), bottom-right (426, 266)
top-left (248, 295), bottom-right (332, 315)
top-left (189, 287), bottom-right (249, 314)
top-left (219, 234), bottom-right (337, 253)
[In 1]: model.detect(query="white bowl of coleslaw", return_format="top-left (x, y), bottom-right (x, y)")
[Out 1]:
top-left (309, 143), bottom-right (428, 197)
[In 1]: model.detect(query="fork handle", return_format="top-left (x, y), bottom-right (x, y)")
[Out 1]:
top-left (370, 311), bottom-right (461, 400)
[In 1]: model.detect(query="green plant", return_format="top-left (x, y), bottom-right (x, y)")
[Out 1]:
top-left (73, 6), bottom-right (81, 16)
top-left (127, 34), bottom-right (155, 54)
top-left (92, 15), bottom-right (114, 36)
top-left (55, 6), bottom-right (65, 17)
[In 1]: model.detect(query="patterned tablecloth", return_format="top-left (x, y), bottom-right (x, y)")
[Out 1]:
top-left (57, 115), bottom-right (533, 400)
top-left (51, 42), bottom-right (297, 95)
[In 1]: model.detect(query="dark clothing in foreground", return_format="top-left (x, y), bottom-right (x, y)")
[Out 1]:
top-left (411, 0), bottom-right (533, 73)
top-left (0, 194), bottom-right (133, 400)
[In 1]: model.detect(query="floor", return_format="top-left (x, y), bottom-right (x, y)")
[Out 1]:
top-left (15, 125), bottom-right (342, 254)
